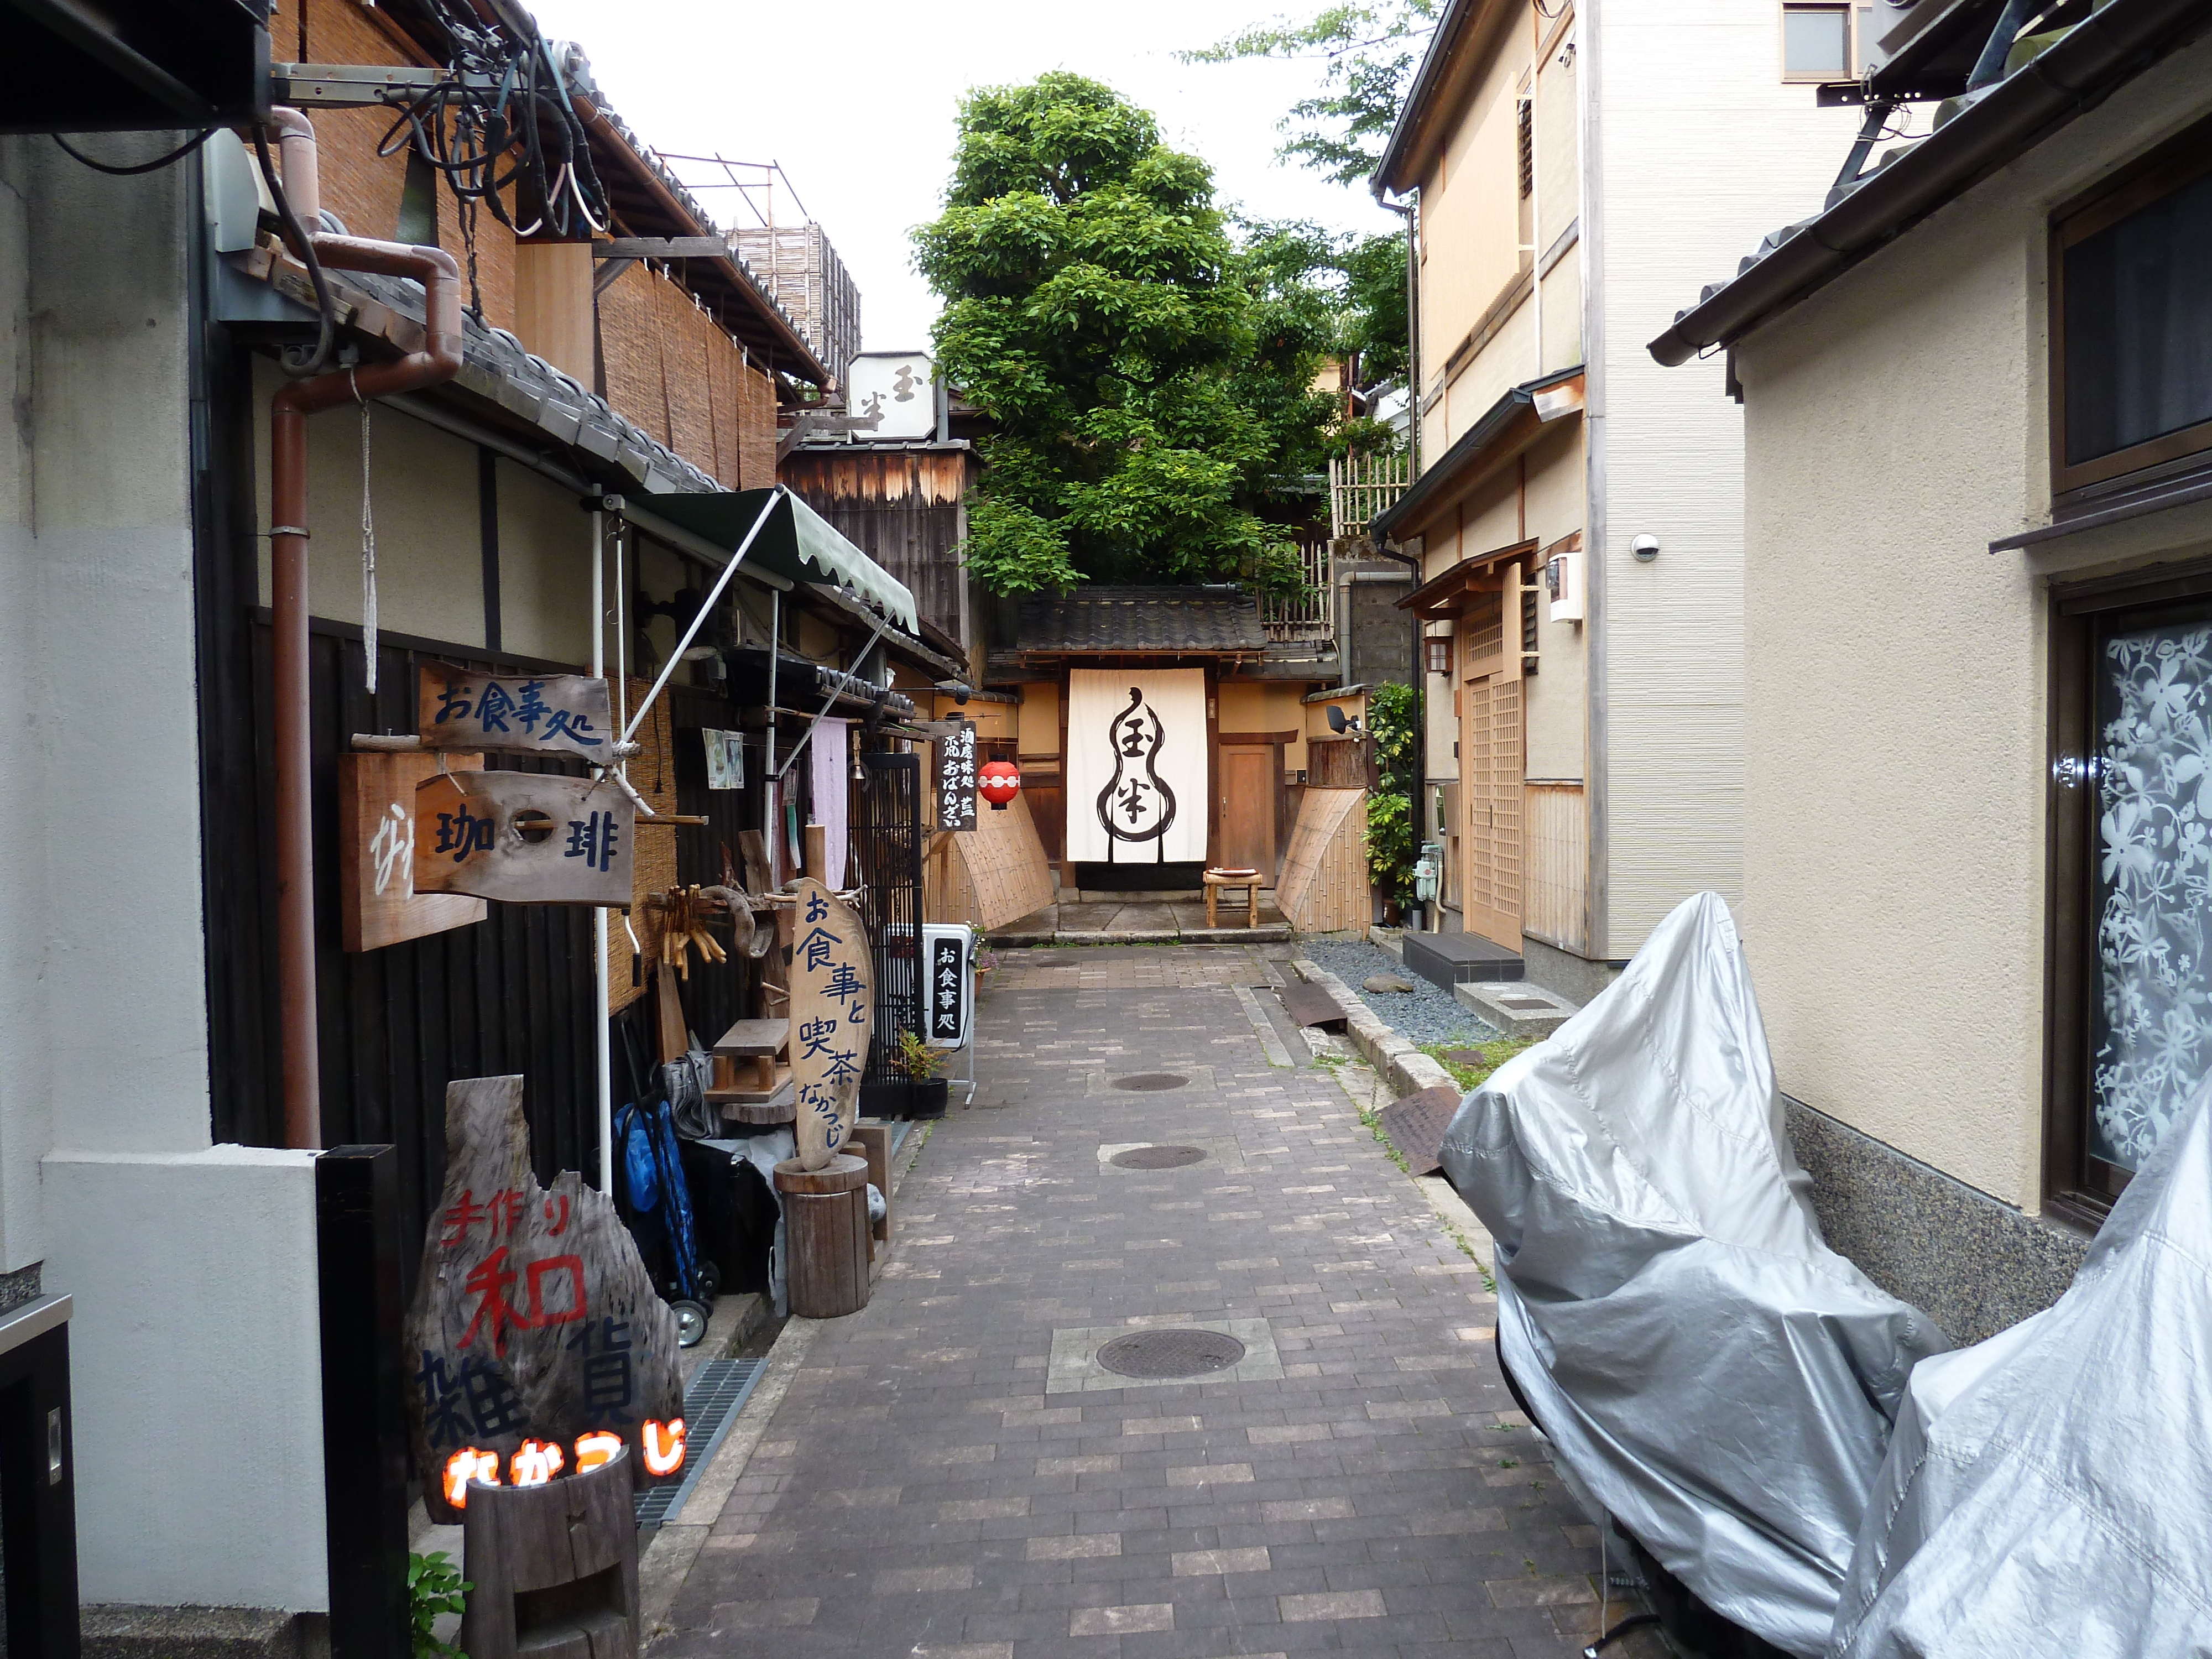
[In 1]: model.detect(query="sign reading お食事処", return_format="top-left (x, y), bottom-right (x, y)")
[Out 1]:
top-left (788, 878), bottom-right (873, 1170)
top-left (403, 1075), bottom-right (686, 1522)
top-left (419, 663), bottom-right (613, 760)
top-left (413, 770), bottom-right (634, 907)
top-left (937, 721), bottom-right (977, 832)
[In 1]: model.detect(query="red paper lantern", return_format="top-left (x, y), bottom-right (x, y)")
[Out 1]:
top-left (979, 761), bottom-right (1021, 811)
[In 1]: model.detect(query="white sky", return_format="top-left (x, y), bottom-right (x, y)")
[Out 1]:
top-left (522, 0), bottom-right (1404, 358)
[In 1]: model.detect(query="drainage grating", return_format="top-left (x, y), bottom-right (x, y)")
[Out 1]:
top-left (633, 1354), bottom-right (767, 1526)
top-left (1095, 1328), bottom-right (1248, 1379)
top-left (1111, 1072), bottom-right (1190, 1092)
top-left (1110, 1144), bottom-right (1208, 1170)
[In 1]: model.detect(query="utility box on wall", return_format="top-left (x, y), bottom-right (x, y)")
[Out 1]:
top-left (1545, 535), bottom-right (1584, 623)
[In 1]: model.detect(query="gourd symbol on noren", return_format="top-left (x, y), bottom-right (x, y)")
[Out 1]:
top-left (1096, 685), bottom-right (1176, 863)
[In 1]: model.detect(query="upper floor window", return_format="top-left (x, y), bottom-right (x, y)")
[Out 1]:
top-left (2052, 126), bottom-right (2212, 497)
top-left (1782, 3), bottom-right (1852, 80)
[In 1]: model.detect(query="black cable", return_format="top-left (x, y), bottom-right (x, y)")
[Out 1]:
top-left (1581, 1613), bottom-right (1662, 1657)
top-left (52, 128), bottom-right (215, 175)
top-left (250, 125), bottom-right (336, 377)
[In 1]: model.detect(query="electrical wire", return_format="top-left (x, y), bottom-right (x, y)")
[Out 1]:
top-left (251, 125), bottom-right (336, 377)
top-left (51, 127), bottom-right (215, 175)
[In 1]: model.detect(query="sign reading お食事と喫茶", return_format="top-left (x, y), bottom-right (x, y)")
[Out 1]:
top-left (937, 721), bottom-right (977, 831)
top-left (419, 663), bottom-right (613, 759)
top-left (404, 1076), bottom-right (686, 1522)
top-left (413, 770), bottom-right (634, 907)
top-left (789, 878), bottom-right (873, 1169)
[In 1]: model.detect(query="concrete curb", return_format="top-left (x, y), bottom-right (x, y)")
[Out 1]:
top-left (1290, 958), bottom-right (1455, 1097)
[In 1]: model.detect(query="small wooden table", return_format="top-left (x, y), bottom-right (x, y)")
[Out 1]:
top-left (708, 1017), bottom-right (794, 1124)
top-left (1203, 868), bottom-right (1261, 928)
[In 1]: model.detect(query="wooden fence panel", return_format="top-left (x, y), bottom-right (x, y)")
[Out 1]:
top-left (1523, 781), bottom-right (1587, 955)
top-left (1277, 787), bottom-right (1369, 934)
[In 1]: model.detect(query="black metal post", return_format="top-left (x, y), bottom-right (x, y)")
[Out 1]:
top-left (317, 1145), bottom-right (411, 1659)
top-left (0, 1296), bottom-right (79, 1659)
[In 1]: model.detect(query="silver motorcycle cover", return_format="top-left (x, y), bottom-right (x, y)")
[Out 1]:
top-left (1438, 893), bottom-right (1949, 1657)
top-left (1828, 1074), bottom-right (2212, 1659)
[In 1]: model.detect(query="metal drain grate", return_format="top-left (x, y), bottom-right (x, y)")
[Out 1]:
top-left (1110, 1145), bottom-right (1207, 1169)
top-left (1111, 1072), bottom-right (1190, 1091)
top-left (1095, 1328), bottom-right (1248, 1379)
top-left (634, 1354), bottom-right (767, 1526)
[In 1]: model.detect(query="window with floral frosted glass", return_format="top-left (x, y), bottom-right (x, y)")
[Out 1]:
top-left (2091, 620), bottom-right (2212, 1170)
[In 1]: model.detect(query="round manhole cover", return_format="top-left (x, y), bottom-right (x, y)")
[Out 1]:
top-left (1110, 1144), bottom-right (1207, 1170)
top-left (1095, 1328), bottom-right (1248, 1380)
top-left (1112, 1072), bottom-right (1190, 1092)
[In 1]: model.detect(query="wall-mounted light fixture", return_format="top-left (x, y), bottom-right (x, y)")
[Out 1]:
top-left (1632, 534), bottom-right (1661, 563)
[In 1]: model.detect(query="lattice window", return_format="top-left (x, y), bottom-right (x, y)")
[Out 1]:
top-left (1466, 590), bottom-right (1505, 667)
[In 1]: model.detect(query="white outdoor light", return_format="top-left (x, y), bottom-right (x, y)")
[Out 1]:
top-left (1632, 534), bottom-right (1661, 562)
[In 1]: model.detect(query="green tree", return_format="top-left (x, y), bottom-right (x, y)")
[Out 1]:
top-left (1366, 680), bottom-right (1420, 912)
top-left (914, 73), bottom-right (1337, 597)
top-left (1182, 1), bottom-right (1438, 187)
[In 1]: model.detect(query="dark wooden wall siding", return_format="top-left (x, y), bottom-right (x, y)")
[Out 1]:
top-left (800, 495), bottom-right (962, 645)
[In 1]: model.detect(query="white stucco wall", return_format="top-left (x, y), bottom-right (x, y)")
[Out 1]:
top-left (1593, 0), bottom-right (1863, 955)
top-left (44, 1147), bottom-right (327, 1610)
top-left (1732, 35), bottom-right (2212, 1207)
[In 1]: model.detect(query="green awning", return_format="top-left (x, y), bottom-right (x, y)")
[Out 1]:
top-left (632, 487), bottom-right (918, 633)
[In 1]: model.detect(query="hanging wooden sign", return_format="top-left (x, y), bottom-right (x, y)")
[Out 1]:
top-left (788, 877), bottom-right (873, 1170)
top-left (339, 750), bottom-right (488, 951)
top-left (419, 663), bottom-right (614, 760)
top-left (937, 721), bottom-right (977, 832)
top-left (413, 771), bottom-right (635, 907)
top-left (403, 1075), bottom-right (686, 1523)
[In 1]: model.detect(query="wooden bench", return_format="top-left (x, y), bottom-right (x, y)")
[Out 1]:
top-left (1202, 868), bottom-right (1261, 929)
top-left (708, 1017), bottom-right (794, 1124)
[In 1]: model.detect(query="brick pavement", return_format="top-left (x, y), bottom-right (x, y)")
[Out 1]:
top-left (655, 945), bottom-right (1624, 1658)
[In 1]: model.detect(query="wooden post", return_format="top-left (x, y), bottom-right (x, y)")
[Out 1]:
top-left (848, 1123), bottom-right (893, 1251)
top-left (803, 822), bottom-right (829, 884)
top-left (774, 1154), bottom-right (870, 1317)
top-left (460, 1446), bottom-right (640, 1659)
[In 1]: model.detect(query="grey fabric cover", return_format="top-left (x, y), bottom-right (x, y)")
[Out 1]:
top-left (1438, 892), bottom-right (1949, 1657)
top-left (1829, 1075), bottom-right (2212, 1658)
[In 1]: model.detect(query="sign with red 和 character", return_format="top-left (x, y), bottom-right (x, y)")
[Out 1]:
top-left (403, 1075), bottom-right (687, 1521)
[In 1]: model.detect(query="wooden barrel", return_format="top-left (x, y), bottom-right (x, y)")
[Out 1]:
top-left (774, 1154), bottom-right (871, 1318)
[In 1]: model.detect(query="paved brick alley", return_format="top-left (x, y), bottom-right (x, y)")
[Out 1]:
top-left (656, 945), bottom-right (1621, 1658)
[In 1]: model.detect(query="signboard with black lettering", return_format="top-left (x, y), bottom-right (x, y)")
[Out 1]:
top-left (419, 663), bottom-right (614, 761)
top-left (927, 930), bottom-right (968, 1045)
top-left (937, 721), bottom-right (977, 832)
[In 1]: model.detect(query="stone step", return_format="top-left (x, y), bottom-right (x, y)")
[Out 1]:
top-left (1402, 927), bottom-right (1524, 989)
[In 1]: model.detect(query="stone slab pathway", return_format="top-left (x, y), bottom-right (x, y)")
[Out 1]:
top-left (654, 945), bottom-right (1633, 1658)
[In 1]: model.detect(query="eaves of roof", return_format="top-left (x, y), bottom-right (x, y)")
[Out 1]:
top-left (1370, 364), bottom-right (1584, 545)
top-left (1647, 0), bottom-right (2212, 368)
top-left (1373, 0), bottom-right (1503, 199)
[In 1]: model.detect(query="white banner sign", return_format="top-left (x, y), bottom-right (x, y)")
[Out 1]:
top-left (1066, 669), bottom-right (1208, 865)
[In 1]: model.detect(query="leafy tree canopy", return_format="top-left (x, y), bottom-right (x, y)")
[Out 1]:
top-left (915, 73), bottom-right (1337, 598)
top-left (1181, 1), bottom-right (1437, 187)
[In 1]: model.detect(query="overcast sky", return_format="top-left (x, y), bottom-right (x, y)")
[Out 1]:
top-left (523, 0), bottom-right (1405, 359)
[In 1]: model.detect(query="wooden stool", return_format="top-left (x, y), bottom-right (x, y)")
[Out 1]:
top-left (708, 1016), bottom-right (794, 1124)
top-left (461, 1446), bottom-right (639, 1659)
top-left (1203, 868), bottom-right (1261, 928)
top-left (774, 1154), bottom-right (871, 1317)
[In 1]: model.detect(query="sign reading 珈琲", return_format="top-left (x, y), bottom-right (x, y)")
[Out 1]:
top-left (788, 878), bottom-right (873, 1170)
top-left (419, 663), bottom-right (614, 760)
top-left (937, 721), bottom-right (977, 832)
top-left (412, 771), bottom-right (635, 907)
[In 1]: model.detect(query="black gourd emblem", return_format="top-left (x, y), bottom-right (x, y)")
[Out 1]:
top-left (1097, 685), bottom-right (1176, 862)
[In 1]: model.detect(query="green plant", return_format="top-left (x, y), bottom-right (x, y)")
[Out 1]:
top-left (408, 1551), bottom-right (469, 1659)
top-left (895, 1027), bottom-right (945, 1083)
top-left (1422, 1037), bottom-right (1534, 1093)
top-left (1364, 681), bottom-right (1421, 911)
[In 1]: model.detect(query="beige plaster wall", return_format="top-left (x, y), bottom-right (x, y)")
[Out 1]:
top-left (1017, 681), bottom-right (1060, 757)
top-left (1731, 34), bottom-right (2212, 1209)
top-left (496, 457), bottom-right (591, 666)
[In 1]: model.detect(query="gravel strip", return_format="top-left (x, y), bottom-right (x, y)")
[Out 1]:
top-left (1301, 940), bottom-right (1501, 1047)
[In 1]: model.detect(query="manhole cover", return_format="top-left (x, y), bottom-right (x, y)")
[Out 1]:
top-left (1110, 1144), bottom-right (1207, 1169)
top-left (1112, 1072), bottom-right (1189, 1091)
top-left (1095, 1328), bottom-right (1248, 1379)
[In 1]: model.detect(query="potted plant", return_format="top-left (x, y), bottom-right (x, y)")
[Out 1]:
top-left (896, 1027), bottom-right (950, 1120)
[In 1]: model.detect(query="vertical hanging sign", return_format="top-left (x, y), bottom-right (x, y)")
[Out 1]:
top-left (788, 877), bottom-right (873, 1170)
top-left (937, 721), bottom-right (977, 832)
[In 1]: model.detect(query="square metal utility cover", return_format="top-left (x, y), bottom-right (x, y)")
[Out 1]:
top-left (1047, 1317), bottom-right (1284, 1393)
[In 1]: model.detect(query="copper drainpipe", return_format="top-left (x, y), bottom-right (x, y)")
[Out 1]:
top-left (267, 107), bottom-right (465, 1149)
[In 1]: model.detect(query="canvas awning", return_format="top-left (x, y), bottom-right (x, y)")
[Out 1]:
top-left (630, 487), bottom-right (919, 633)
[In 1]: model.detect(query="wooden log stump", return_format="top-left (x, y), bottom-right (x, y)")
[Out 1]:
top-left (774, 1154), bottom-right (870, 1318)
top-left (460, 1444), bottom-right (639, 1659)
top-left (848, 1122), bottom-right (894, 1254)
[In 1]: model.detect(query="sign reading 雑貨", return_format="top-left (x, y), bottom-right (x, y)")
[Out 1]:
top-left (403, 1075), bottom-right (686, 1523)
top-left (419, 663), bottom-right (613, 761)
top-left (412, 771), bottom-right (635, 907)
top-left (937, 721), bottom-right (977, 832)
top-left (788, 877), bottom-right (873, 1170)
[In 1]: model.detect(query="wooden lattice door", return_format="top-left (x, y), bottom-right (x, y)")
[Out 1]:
top-left (1461, 677), bottom-right (1523, 949)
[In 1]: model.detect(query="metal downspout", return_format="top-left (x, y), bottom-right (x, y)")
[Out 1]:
top-left (267, 106), bottom-right (464, 1150)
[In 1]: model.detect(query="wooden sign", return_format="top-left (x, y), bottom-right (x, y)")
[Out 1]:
top-left (419, 662), bottom-right (614, 760)
top-left (338, 751), bottom-right (487, 951)
top-left (403, 1075), bottom-right (684, 1523)
top-left (413, 771), bottom-right (635, 907)
top-left (789, 878), bottom-right (873, 1170)
top-left (937, 721), bottom-right (977, 832)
